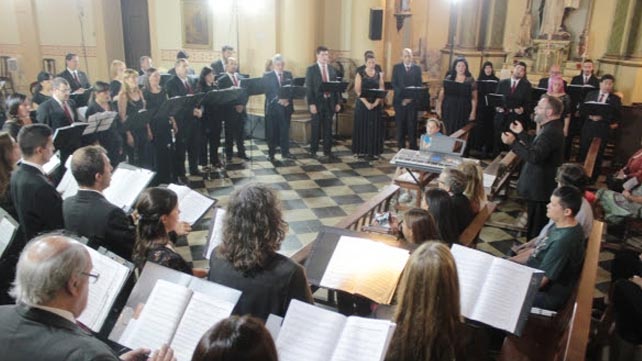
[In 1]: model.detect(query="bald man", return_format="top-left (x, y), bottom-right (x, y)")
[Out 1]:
top-left (537, 64), bottom-right (567, 90)
top-left (392, 48), bottom-right (423, 150)
top-left (0, 233), bottom-right (175, 361)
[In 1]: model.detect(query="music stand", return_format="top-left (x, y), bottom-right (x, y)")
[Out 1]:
top-left (240, 78), bottom-right (265, 96)
top-left (581, 101), bottom-right (614, 120)
top-left (567, 84), bottom-right (596, 104)
top-left (292, 77), bottom-right (305, 87)
top-left (82, 111), bottom-right (117, 143)
top-left (485, 93), bottom-right (505, 108)
top-left (278, 85), bottom-right (307, 99)
top-left (531, 87), bottom-right (548, 106)
top-left (124, 109), bottom-right (152, 131)
top-left (216, 74), bottom-right (234, 90)
top-left (320, 81), bottom-right (349, 152)
top-left (70, 87), bottom-right (93, 107)
top-left (360, 89), bottom-right (388, 102)
top-left (53, 123), bottom-right (88, 150)
top-left (400, 86), bottom-right (430, 111)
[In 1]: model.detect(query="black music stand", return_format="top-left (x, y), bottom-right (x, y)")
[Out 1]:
top-left (82, 111), bottom-right (117, 142)
top-left (240, 77), bottom-right (265, 96)
top-left (360, 89), bottom-right (388, 103)
top-left (278, 85), bottom-right (306, 99)
top-left (477, 79), bottom-right (498, 95)
top-left (531, 87), bottom-right (548, 106)
top-left (485, 93), bottom-right (505, 108)
top-left (124, 109), bottom-right (152, 131)
top-left (70, 87), bottom-right (93, 107)
top-left (292, 77), bottom-right (305, 87)
top-left (581, 101), bottom-right (614, 119)
top-left (53, 123), bottom-right (88, 150)
top-left (400, 86), bottom-right (430, 111)
top-left (567, 84), bottom-right (596, 104)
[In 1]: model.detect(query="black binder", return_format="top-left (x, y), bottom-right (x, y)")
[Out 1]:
top-left (124, 109), bottom-right (152, 131)
top-left (477, 79), bottom-right (498, 94)
top-left (240, 77), bottom-right (265, 96)
top-left (70, 87), bottom-right (93, 107)
top-left (320, 81), bottom-right (348, 94)
top-left (485, 93), bottom-right (505, 108)
top-left (359, 89), bottom-right (388, 102)
top-left (567, 84), bottom-right (596, 103)
top-left (201, 88), bottom-right (246, 106)
top-left (581, 101), bottom-right (614, 119)
top-left (278, 85), bottom-right (307, 99)
top-left (52, 123), bottom-right (88, 150)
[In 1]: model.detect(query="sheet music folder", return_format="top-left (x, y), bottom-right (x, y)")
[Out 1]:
top-left (581, 101), bottom-right (614, 119)
top-left (53, 123), bottom-right (88, 150)
top-left (292, 77), bottom-right (305, 87)
top-left (0, 207), bottom-right (19, 259)
top-left (201, 88), bottom-right (245, 106)
top-left (485, 93), bottom-right (505, 107)
top-left (124, 109), bottom-right (152, 131)
top-left (567, 84), bottom-right (596, 102)
top-left (278, 85), bottom-right (306, 99)
top-left (320, 81), bottom-right (348, 93)
top-left (83, 111), bottom-right (117, 136)
top-left (240, 77), bottom-right (265, 96)
top-left (443, 80), bottom-right (471, 97)
top-left (359, 89), bottom-right (387, 100)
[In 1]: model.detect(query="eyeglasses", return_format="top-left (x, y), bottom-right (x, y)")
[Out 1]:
top-left (80, 271), bottom-right (100, 284)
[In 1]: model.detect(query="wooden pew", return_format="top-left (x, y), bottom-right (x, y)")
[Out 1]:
top-left (459, 202), bottom-right (497, 248)
top-left (499, 220), bottom-right (604, 361)
top-left (291, 184), bottom-right (400, 265)
top-left (583, 137), bottom-right (601, 180)
top-left (483, 151), bottom-right (521, 201)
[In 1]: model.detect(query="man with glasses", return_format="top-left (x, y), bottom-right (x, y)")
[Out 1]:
top-left (0, 233), bottom-right (176, 360)
top-left (37, 77), bottom-right (78, 131)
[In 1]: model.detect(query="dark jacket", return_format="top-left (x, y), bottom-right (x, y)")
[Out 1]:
top-left (58, 69), bottom-right (91, 92)
top-left (36, 97), bottom-right (78, 131)
top-left (263, 70), bottom-right (294, 114)
top-left (494, 77), bottom-right (533, 126)
top-left (305, 63), bottom-right (340, 112)
top-left (581, 90), bottom-right (622, 125)
top-left (391, 63), bottom-right (423, 107)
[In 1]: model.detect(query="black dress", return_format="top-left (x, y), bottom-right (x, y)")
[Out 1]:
top-left (144, 244), bottom-right (192, 275)
top-left (1, 120), bottom-right (21, 139)
top-left (85, 101), bottom-right (123, 166)
top-left (474, 74), bottom-right (499, 154)
top-left (144, 88), bottom-right (174, 184)
top-left (123, 97), bottom-right (151, 167)
top-left (442, 75), bottom-right (476, 135)
top-left (32, 92), bottom-right (51, 106)
top-left (352, 69), bottom-right (384, 157)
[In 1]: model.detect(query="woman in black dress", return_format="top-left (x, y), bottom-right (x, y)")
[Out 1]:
top-left (118, 69), bottom-right (150, 167)
top-left (31, 71), bottom-right (53, 110)
top-left (437, 57), bottom-right (478, 135)
top-left (472, 61), bottom-right (499, 157)
top-left (85, 81), bottom-right (122, 166)
top-left (143, 67), bottom-right (175, 185)
top-left (109, 60), bottom-right (126, 100)
top-left (197, 66), bottom-right (222, 169)
top-left (352, 54), bottom-right (385, 160)
top-left (2, 93), bottom-right (33, 139)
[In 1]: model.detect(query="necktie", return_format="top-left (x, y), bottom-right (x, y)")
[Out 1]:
top-left (73, 71), bottom-right (80, 85)
top-left (322, 65), bottom-right (330, 97)
top-left (184, 79), bottom-right (192, 94)
top-left (405, 65), bottom-right (410, 72)
top-left (278, 72), bottom-right (284, 86)
top-left (510, 80), bottom-right (517, 94)
top-left (598, 93), bottom-right (606, 103)
top-left (62, 102), bottom-right (73, 124)
top-left (232, 74), bottom-right (238, 87)
top-left (584, 76), bottom-right (588, 85)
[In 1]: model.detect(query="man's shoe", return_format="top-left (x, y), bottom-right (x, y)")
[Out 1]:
top-left (309, 151), bottom-right (318, 158)
top-left (238, 153), bottom-right (250, 161)
top-left (282, 153), bottom-right (296, 159)
top-left (177, 176), bottom-right (189, 186)
top-left (268, 154), bottom-right (276, 162)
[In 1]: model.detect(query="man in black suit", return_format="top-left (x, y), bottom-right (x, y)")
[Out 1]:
top-left (218, 57), bottom-right (249, 162)
top-left (0, 233), bottom-right (174, 361)
top-left (211, 45), bottom-right (235, 76)
top-left (391, 48), bottom-right (423, 150)
top-left (502, 95), bottom-right (565, 240)
top-left (165, 58), bottom-right (203, 182)
top-left (10, 124), bottom-right (63, 241)
top-left (305, 46), bottom-right (341, 158)
top-left (566, 59), bottom-right (600, 160)
top-left (138, 55), bottom-right (153, 76)
top-left (63, 146), bottom-right (135, 260)
top-left (57, 53), bottom-right (90, 92)
top-left (579, 74), bottom-right (622, 182)
top-left (167, 50), bottom-right (195, 76)
top-left (493, 61), bottom-right (532, 156)
top-left (537, 64), bottom-right (566, 90)
top-left (263, 54), bottom-right (294, 161)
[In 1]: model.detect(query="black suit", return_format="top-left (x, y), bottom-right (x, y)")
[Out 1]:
top-left (305, 63), bottom-right (340, 155)
top-left (10, 163), bottom-right (64, 241)
top-left (511, 119), bottom-right (564, 239)
top-left (58, 69), bottom-right (90, 92)
top-left (493, 78), bottom-right (532, 155)
top-left (566, 74), bottom-right (600, 159)
top-left (391, 63), bottom-right (423, 149)
top-left (579, 90), bottom-right (622, 180)
top-left (37, 97), bottom-right (80, 168)
top-left (218, 73), bottom-right (248, 158)
top-left (537, 77), bottom-right (567, 90)
top-left (63, 190), bottom-right (135, 260)
top-left (165, 75), bottom-right (200, 176)
top-left (263, 70), bottom-right (294, 157)
top-left (0, 305), bottom-right (120, 361)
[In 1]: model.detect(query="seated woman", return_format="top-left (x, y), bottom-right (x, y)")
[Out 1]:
top-left (398, 208), bottom-right (439, 245)
top-left (606, 147), bottom-right (642, 193)
top-left (438, 167), bottom-right (474, 234)
top-left (208, 183), bottom-right (313, 320)
top-left (458, 161), bottom-right (487, 214)
top-left (192, 315), bottom-right (278, 361)
top-left (2, 93), bottom-right (33, 139)
top-left (384, 241), bottom-right (463, 361)
top-left (420, 118), bottom-right (445, 151)
top-left (424, 188), bottom-right (460, 245)
top-left (133, 187), bottom-right (205, 276)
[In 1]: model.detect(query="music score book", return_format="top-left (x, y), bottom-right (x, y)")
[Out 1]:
top-left (204, 208), bottom-right (226, 260)
top-left (0, 207), bottom-right (19, 258)
top-left (304, 227), bottom-right (411, 305)
top-left (166, 183), bottom-right (216, 225)
top-left (450, 244), bottom-right (544, 335)
top-left (111, 263), bottom-right (241, 361)
top-left (82, 111), bottom-right (117, 136)
top-left (276, 300), bottom-right (396, 361)
top-left (52, 122), bottom-right (88, 150)
top-left (78, 245), bottom-right (133, 333)
top-left (43, 151), bottom-right (61, 176)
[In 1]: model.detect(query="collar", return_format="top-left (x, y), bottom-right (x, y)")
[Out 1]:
top-left (67, 68), bottom-right (77, 74)
top-left (29, 304), bottom-right (76, 324)
top-left (53, 94), bottom-right (65, 107)
top-left (21, 159), bottom-right (46, 175)
top-left (274, 70), bottom-right (284, 76)
top-left (78, 188), bottom-right (104, 196)
top-left (317, 62), bottom-right (327, 68)
top-left (403, 63), bottom-right (412, 68)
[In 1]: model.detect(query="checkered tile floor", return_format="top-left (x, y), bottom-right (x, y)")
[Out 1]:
top-left (174, 138), bottom-right (621, 302)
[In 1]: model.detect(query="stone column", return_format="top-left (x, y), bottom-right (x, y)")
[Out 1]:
top-left (13, 0), bottom-right (42, 92)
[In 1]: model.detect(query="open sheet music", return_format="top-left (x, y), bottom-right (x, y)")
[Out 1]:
top-left (43, 151), bottom-right (61, 176)
top-left (0, 208), bottom-right (19, 258)
top-left (450, 244), bottom-right (544, 335)
top-left (111, 263), bottom-right (241, 361)
top-left (276, 300), bottom-right (396, 361)
top-left (318, 236), bottom-right (409, 304)
top-left (167, 183), bottom-right (216, 225)
top-left (83, 111), bottom-right (117, 135)
top-left (204, 208), bottom-right (226, 259)
top-left (78, 246), bottom-right (132, 333)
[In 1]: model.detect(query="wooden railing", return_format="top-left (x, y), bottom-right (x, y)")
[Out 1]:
top-left (583, 137), bottom-right (601, 180)
top-left (459, 202), bottom-right (497, 248)
top-left (484, 151), bottom-right (521, 200)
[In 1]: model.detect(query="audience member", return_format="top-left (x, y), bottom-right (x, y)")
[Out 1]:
top-left (191, 315), bottom-right (278, 361)
top-left (610, 251), bottom-right (642, 357)
top-left (208, 183), bottom-right (313, 320)
top-left (31, 71), bottom-right (53, 110)
top-left (420, 117), bottom-right (444, 151)
top-left (0, 233), bottom-right (175, 361)
top-left (438, 167), bottom-right (474, 233)
top-left (2, 93), bottom-right (33, 139)
top-left (385, 241), bottom-right (462, 361)
top-left (424, 188), bottom-right (460, 245)
top-left (607, 147), bottom-right (642, 192)
top-left (11, 124), bottom-right (63, 240)
top-left (63, 146), bottom-right (135, 259)
top-left (399, 208), bottom-right (439, 245)
top-left (458, 161), bottom-right (487, 214)
top-left (133, 187), bottom-right (202, 276)
top-left (519, 186), bottom-right (585, 311)
top-left (139, 55), bottom-right (153, 76)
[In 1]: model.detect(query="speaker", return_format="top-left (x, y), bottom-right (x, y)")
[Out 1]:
top-left (369, 8), bottom-right (383, 41)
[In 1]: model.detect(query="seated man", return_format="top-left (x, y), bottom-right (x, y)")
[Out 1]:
top-left (0, 233), bottom-right (175, 361)
top-left (63, 145), bottom-right (135, 260)
top-left (518, 186), bottom-right (586, 311)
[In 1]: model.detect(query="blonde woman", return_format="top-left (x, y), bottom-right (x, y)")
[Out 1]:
top-left (117, 69), bottom-right (150, 167)
top-left (109, 60), bottom-right (126, 99)
top-left (458, 161), bottom-right (487, 214)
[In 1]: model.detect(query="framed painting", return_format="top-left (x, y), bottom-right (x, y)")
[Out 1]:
top-left (181, 0), bottom-right (213, 48)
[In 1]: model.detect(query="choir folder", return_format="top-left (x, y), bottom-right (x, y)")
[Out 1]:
top-left (166, 183), bottom-right (217, 225)
top-left (276, 300), bottom-right (396, 361)
top-left (0, 207), bottom-right (19, 258)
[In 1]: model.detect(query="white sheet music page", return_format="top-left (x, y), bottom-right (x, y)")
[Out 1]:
top-left (120, 279), bottom-right (192, 351)
top-left (167, 183), bottom-right (214, 225)
top-left (205, 209), bottom-right (226, 260)
top-left (0, 218), bottom-right (15, 256)
top-left (331, 317), bottom-right (396, 361)
top-left (276, 300), bottom-right (346, 361)
top-left (77, 246), bottom-right (130, 332)
top-left (450, 244), bottom-right (494, 319)
top-left (471, 258), bottom-right (541, 333)
top-left (56, 167), bottom-right (79, 199)
top-left (104, 166), bottom-right (154, 210)
top-left (170, 291), bottom-right (237, 361)
top-left (43, 152), bottom-right (61, 175)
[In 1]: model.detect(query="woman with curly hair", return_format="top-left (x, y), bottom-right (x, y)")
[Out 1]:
top-left (208, 183), bottom-right (313, 320)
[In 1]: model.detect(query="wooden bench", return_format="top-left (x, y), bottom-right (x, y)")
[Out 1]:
top-left (583, 137), bottom-right (601, 180)
top-left (459, 202), bottom-right (497, 248)
top-left (483, 151), bottom-right (521, 201)
top-left (499, 220), bottom-right (604, 361)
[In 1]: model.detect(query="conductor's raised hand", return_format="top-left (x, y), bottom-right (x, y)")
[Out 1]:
top-left (509, 120), bottom-right (523, 134)
top-left (501, 131), bottom-right (516, 145)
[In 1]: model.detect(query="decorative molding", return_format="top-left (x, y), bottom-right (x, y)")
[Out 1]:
top-left (0, 44), bottom-right (23, 55)
top-left (40, 45), bottom-right (97, 57)
top-left (160, 49), bottom-right (217, 62)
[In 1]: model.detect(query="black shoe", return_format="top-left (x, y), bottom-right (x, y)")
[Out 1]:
top-left (177, 176), bottom-right (189, 185)
top-left (309, 151), bottom-right (318, 158)
top-left (282, 153), bottom-right (296, 159)
top-left (212, 159), bottom-right (223, 168)
top-left (238, 153), bottom-right (250, 161)
top-left (268, 155), bottom-right (276, 162)
top-left (226, 154), bottom-right (233, 162)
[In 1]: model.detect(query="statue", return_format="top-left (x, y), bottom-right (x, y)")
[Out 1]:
top-left (539, 0), bottom-right (580, 39)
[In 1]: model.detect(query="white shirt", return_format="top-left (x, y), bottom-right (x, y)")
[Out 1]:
top-left (598, 92), bottom-right (609, 103)
top-left (21, 159), bottom-right (46, 175)
top-left (67, 68), bottom-right (79, 79)
top-left (511, 78), bottom-right (520, 88)
top-left (274, 70), bottom-right (284, 86)
top-left (317, 62), bottom-right (329, 80)
top-left (30, 304), bottom-right (76, 323)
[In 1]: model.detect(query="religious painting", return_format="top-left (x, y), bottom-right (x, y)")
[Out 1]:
top-left (181, 0), bottom-right (213, 49)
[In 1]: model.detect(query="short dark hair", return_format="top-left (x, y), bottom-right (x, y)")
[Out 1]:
top-left (583, 59), bottom-right (594, 64)
top-left (70, 146), bottom-right (108, 187)
top-left (221, 45), bottom-right (234, 52)
top-left (65, 53), bottom-right (77, 61)
top-left (516, 61), bottom-right (527, 70)
top-left (552, 186), bottom-right (582, 217)
top-left (542, 94), bottom-right (563, 117)
top-left (557, 163), bottom-right (588, 191)
top-left (316, 46), bottom-right (329, 55)
top-left (601, 74), bottom-right (615, 83)
top-left (364, 50), bottom-right (374, 62)
top-left (192, 316), bottom-right (278, 361)
top-left (17, 124), bottom-right (52, 157)
top-left (6, 93), bottom-right (27, 118)
top-left (176, 50), bottom-right (189, 59)
top-left (37, 71), bottom-right (53, 83)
